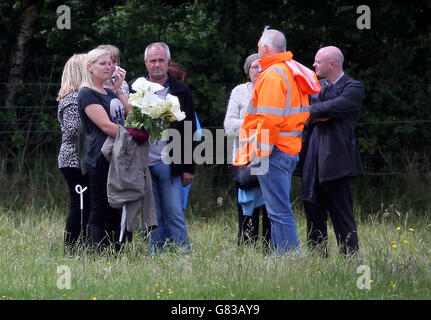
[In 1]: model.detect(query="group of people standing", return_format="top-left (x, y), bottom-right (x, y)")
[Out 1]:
top-left (226, 27), bottom-right (364, 257)
top-left (58, 26), bottom-right (364, 258)
top-left (57, 43), bottom-right (197, 255)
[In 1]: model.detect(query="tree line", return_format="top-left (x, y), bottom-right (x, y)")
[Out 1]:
top-left (0, 0), bottom-right (430, 173)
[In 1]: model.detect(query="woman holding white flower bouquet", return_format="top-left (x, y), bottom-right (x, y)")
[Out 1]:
top-left (78, 48), bottom-right (131, 253)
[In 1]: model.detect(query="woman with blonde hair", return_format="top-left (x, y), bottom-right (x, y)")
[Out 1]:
top-left (97, 44), bottom-right (129, 97)
top-left (78, 48), bottom-right (130, 252)
top-left (57, 53), bottom-right (89, 255)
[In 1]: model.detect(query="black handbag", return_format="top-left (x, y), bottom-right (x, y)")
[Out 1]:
top-left (229, 164), bottom-right (260, 190)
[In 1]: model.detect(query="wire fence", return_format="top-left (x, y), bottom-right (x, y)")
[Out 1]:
top-left (1, 80), bottom-right (430, 179)
top-left (0, 116), bottom-right (429, 175)
top-left (0, 106), bottom-right (429, 214)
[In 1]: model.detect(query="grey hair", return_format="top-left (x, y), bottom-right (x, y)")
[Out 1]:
top-left (259, 26), bottom-right (286, 53)
top-left (243, 53), bottom-right (259, 75)
top-left (144, 42), bottom-right (171, 60)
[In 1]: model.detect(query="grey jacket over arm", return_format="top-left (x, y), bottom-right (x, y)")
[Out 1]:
top-left (102, 126), bottom-right (157, 233)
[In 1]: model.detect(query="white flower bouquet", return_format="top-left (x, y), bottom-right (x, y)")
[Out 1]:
top-left (124, 77), bottom-right (186, 142)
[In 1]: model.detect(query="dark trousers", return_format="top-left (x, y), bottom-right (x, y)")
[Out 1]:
top-left (237, 192), bottom-right (271, 249)
top-left (303, 177), bottom-right (359, 256)
top-left (60, 167), bottom-right (90, 252)
top-left (87, 155), bottom-right (123, 251)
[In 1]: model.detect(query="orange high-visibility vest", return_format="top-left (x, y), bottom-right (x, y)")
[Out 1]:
top-left (234, 51), bottom-right (321, 166)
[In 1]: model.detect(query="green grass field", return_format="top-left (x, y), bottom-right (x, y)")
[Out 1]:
top-left (1, 197), bottom-right (430, 300)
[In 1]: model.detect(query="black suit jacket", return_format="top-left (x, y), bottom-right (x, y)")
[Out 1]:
top-left (167, 74), bottom-right (197, 176)
top-left (295, 73), bottom-right (365, 182)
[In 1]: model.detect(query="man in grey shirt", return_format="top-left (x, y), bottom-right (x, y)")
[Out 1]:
top-left (129, 42), bottom-right (197, 253)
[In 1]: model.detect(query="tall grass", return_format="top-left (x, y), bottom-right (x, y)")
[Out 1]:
top-left (1, 195), bottom-right (430, 300)
top-left (0, 162), bottom-right (430, 300)
top-left (352, 159), bottom-right (431, 216)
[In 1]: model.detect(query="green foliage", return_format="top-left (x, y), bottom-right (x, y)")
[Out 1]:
top-left (0, 2), bottom-right (20, 78)
top-left (0, 0), bottom-right (430, 172)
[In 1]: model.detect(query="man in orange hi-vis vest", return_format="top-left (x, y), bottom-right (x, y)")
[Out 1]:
top-left (234, 27), bottom-right (321, 254)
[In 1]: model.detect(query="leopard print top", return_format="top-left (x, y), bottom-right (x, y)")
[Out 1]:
top-left (57, 92), bottom-right (81, 168)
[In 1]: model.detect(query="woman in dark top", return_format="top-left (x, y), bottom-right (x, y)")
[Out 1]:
top-left (78, 48), bottom-right (130, 252)
top-left (57, 53), bottom-right (89, 255)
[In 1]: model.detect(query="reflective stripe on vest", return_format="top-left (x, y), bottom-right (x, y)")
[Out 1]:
top-left (245, 130), bottom-right (302, 154)
top-left (279, 130), bottom-right (303, 137)
top-left (246, 66), bottom-right (310, 117)
top-left (247, 104), bottom-right (311, 116)
top-left (256, 141), bottom-right (273, 152)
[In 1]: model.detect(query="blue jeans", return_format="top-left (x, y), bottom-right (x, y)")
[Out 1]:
top-left (149, 162), bottom-right (191, 252)
top-left (256, 147), bottom-right (300, 253)
top-left (182, 113), bottom-right (201, 211)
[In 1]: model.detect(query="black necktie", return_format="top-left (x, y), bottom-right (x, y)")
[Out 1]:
top-left (321, 82), bottom-right (337, 101)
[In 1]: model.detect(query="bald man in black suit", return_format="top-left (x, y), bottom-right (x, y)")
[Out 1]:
top-left (296, 46), bottom-right (364, 257)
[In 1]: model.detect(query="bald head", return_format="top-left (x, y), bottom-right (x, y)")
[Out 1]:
top-left (319, 46), bottom-right (344, 66)
top-left (313, 46), bottom-right (344, 82)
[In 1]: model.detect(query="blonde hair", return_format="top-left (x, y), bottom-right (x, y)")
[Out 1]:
top-left (57, 53), bottom-right (87, 101)
top-left (80, 48), bottom-right (111, 90)
top-left (97, 44), bottom-right (121, 65)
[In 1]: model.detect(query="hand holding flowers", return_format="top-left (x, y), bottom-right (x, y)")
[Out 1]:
top-left (124, 77), bottom-right (186, 142)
